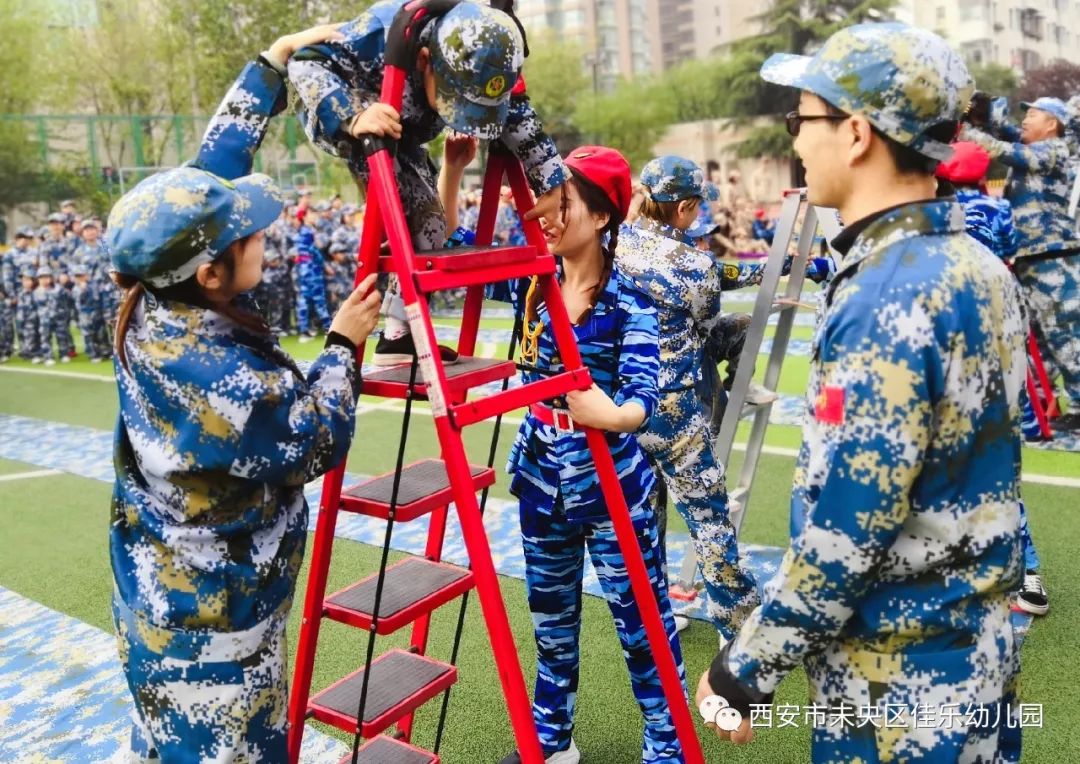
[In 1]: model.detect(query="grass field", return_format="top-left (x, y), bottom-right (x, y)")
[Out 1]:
top-left (0, 299), bottom-right (1077, 762)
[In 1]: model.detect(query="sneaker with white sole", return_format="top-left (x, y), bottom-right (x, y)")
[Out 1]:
top-left (500, 738), bottom-right (580, 764)
top-left (60, 356), bottom-right (70, 363)
top-left (374, 332), bottom-right (460, 366)
top-left (44, 358), bottom-right (56, 366)
top-left (1014, 570), bottom-right (1048, 616)
top-left (745, 381), bottom-right (779, 405)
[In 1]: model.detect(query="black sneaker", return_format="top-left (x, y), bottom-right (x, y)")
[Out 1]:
top-left (1015, 569), bottom-right (1049, 616)
top-left (373, 332), bottom-right (460, 367)
top-left (1050, 412), bottom-right (1080, 432)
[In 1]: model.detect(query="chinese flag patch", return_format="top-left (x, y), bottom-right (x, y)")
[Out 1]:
top-left (814, 385), bottom-right (845, 424)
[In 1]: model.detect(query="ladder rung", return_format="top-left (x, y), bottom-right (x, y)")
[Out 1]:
top-left (341, 459), bottom-right (495, 521)
top-left (770, 302), bottom-right (797, 314)
top-left (416, 253), bottom-right (557, 292)
top-left (362, 356), bottom-right (516, 400)
top-left (309, 650), bottom-right (457, 738)
top-left (451, 369), bottom-right (592, 429)
top-left (338, 735), bottom-right (439, 764)
top-left (381, 244), bottom-right (537, 272)
top-left (325, 557), bottom-right (474, 634)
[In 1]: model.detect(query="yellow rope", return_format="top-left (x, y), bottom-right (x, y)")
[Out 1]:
top-left (519, 276), bottom-right (544, 365)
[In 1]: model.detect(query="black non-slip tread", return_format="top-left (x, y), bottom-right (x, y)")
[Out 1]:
top-left (342, 459), bottom-right (486, 506)
top-left (313, 650), bottom-right (452, 723)
top-left (327, 557), bottom-right (469, 619)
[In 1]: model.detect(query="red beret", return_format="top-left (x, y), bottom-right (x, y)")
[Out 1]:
top-left (564, 146), bottom-right (632, 219)
top-left (936, 141), bottom-right (991, 185)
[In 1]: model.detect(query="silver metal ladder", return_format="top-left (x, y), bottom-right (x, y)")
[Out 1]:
top-left (670, 189), bottom-right (843, 600)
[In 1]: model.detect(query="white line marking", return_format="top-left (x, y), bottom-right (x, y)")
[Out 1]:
top-left (0, 469), bottom-right (63, 483)
top-left (0, 366), bottom-right (113, 383)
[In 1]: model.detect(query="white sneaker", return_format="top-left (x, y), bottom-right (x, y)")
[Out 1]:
top-left (44, 358), bottom-right (56, 366)
top-left (745, 381), bottom-right (779, 405)
top-left (500, 738), bottom-right (580, 764)
top-left (90, 357), bottom-right (102, 364)
top-left (298, 335), bottom-right (313, 344)
top-left (31, 357), bottom-right (43, 364)
top-left (60, 356), bottom-right (71, 363)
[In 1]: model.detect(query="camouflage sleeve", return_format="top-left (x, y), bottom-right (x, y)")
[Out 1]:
top-left (719, 261), bottom-right (765, 291)
top-left (231, 345), bottom-right (361, 485)
top-left (497, 94), bottom-right (569, 196)
top-left (192, 59), bottom-right (288, 181)
top-left (717, 297), bottom-right (934, 697)
top-left (691, 260), bottom-right (724, 343)
top-left (287, 17), bottom-right (386, 157)
top-left (994, 199), bottom-right (1019, 261)
top-left (961, 125), bottom-right (1068, 173)
top-left (612, 294), bottom-right (660, 425)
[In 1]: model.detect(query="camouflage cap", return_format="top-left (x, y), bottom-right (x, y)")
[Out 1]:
top-left (46, 212), bottom-right (65, 224)
top-left (106, 167), bottom-right (283, 288)
top-left (71, 264), bottom-right (89, 276)
top-left (429, 1), bottom-right (523, 140)
top-left (640, 155), bottom-right (720, 203)
top-left (1021, 97), bottom-right (1070, 126)
top-left (15, 225), bottom-right (35, 239)
top-left (36, 266), bottom-right (54, 278)
top-left (760, 22), bottom-right (973, 161)
top-left (684, 217), bottom-right (720, 240)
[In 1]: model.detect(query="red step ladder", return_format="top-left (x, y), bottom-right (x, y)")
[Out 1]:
top-left (286, 3), bottom-right (704, 762)
top-left (1026, 329), bottom-right (1059, 440)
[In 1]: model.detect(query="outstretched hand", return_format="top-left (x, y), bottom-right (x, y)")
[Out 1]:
top-left (695, 670), bottom-right (755, 745)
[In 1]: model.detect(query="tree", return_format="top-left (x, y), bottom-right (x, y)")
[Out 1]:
top-left (969, 63), bottom-right (1020, 103)
top-left (1018, 60), bottom-right (1080, 105)
top-left (521, 32), bottom-right (591, 151)
top-left (574, 77), bottom-right (675, 167)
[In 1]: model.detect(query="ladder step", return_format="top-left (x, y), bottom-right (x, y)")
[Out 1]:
top-left (379, 245), bottom-right (555, 292)
top-left (451, 369), bottom-right (592, 428)
top-left (310, 650), bottom-right (457, 738)
top-left (362, 356), bottom-right (515, 400)
top-left (341, 459), bottom-right (495, 521)
top-left (325, 557), bottom-right (474, 634)
top-left (338, 735), bottom-right (439, 764)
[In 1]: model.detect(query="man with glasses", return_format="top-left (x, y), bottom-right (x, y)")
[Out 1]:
top-left (695, 23), bottom-right (1027, 763)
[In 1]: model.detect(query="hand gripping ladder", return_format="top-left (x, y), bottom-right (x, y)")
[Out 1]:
top-left (286, 2), bottom-right (705, 762)
top-left (670, 189), bottom-right (842, 599)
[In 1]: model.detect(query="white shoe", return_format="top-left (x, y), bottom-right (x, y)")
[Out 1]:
top-left (44, 358), bottom-right (56, 366)
top-left (90, 357), bottom-right (102, 364)
top-left (60, 356), bottom-right (71, 363)
top-left (31, 357), bottom-right (43, 364)
top-left (298, 335), bottom-right (313, 344)
top-left (745, 381), bottom-right (779, 405)
top-left (674, 614), bottom-right (691, 634)
top-left (546, 740), bottom-right (580, 764)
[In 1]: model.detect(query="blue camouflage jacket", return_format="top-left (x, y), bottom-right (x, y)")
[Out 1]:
top-left (962, 123), bottom-right (1078, 258)
top-left (111, 58), bottom-right (360, 653)
top-left (955, 188), bottom-right (1018, 261)
top-left (716, 200), bottom-right (1026, 710)
top-left (615, 218), bottom-right (723, 393)
top-left (490, 268), bottom-right (660, 523)
top-left (288, 0), bottom-right (567, 196)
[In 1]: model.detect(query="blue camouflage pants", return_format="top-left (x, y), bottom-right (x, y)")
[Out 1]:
top-left (1015, 253), bottom-right (1080, 407)
top-left (520, 498), bottom-right (686, 762)
top-left (0, 299), bottom-right (13, 357)
top-left (638, 390), bottom-right (760, 640)
top-left (114, 599), bottom-right (289, 763)
top-left (1018, 499), bottom-right (1040, 572)
top-left (42, 314), bottom-right (74, 359)
top-left (77, 315), bottom-right (110, 359)
top-left (294, 275), bottom-right (330, 334)
top-left (16, 308), bottom-right (41, 360)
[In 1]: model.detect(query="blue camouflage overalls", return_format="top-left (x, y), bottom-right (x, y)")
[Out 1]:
top-left (293, 225), bottom-right (331, 333)
top-left (109, 58), bottom-right (360, 762)
top-left (492, 270), bottom-right (687, 762)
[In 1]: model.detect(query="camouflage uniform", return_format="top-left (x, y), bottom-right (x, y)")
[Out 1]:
top-left (616, 156), bottom-right (760, 641)
top-left (34, 268), bottom-right (75, 360)
top-left (15, 273), bottom-right (42, 361)
top-left (489, 263), bottom-right (685, 762)
top-left (71, 266), bottom-right (110, 360)
top-left (708, 25), bottom-right (1025, 763)
top-left (0, 282), bottom-right (12, 360)
top-left (289, 0), bottom-right (568, 348)
top-left (105, 56), bottom-right (360, 762)
top-left (963, 98), bottom-right (1080, 411)
top-left (325, 243), bottom-right (357, 313)
top-left (293, 224), bottom-right (331, 333)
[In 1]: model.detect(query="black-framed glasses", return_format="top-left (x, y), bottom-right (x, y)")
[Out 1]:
top-left (785, 110), bottom-right (849, 137)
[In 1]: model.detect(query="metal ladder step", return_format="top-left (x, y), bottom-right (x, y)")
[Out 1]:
top-left (341, 459), bottom-right (495, 521)
top-left (309, 650), bottom-right (457, 738)
top-left (325, 557), bottom-right (474, 634)
top-left (362, 356), bottom-right (516, 400)
top-left (339, 735), bottom-right (439, 764)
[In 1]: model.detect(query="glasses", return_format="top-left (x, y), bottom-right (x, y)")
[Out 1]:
top-left (785, 110), bottom-right (849, 137)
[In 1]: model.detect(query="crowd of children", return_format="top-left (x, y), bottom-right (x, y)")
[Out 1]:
top-left (0, 211), bottom-right (116, 364)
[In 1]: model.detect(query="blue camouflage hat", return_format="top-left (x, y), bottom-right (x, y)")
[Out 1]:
top-left (15, 226), bottom-right (34, 239)
top-left (685, 218), bottom-right (720, 240)
top-left (47, 212), bottom-right (65, 224)
top-left (1021, 97), bottom-right (1070, 126)
top-left (36, 266), bottom-right (53, 278)
top-left (106, 167), bottom-right (283, 288)
top-left (71, 264), bottom-right (89, 277)
top-left (640, 156), bottom-right (720, 202)
top-left (760, 22), bottom-right (973, 161)
top-left (429, 1), bottom-right (524, 140)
